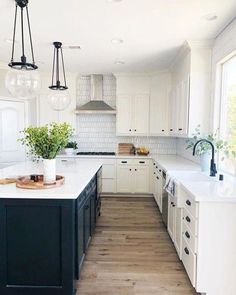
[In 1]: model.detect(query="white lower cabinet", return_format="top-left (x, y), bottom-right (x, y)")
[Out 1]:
top-left (167, 194), bottom-right (183, 259)
top-left (152, 162), bottom-right (163, 212)
top-left (116, 159), bottom-right (150, 194)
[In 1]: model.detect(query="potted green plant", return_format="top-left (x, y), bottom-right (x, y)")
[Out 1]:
top-left (186, 125), bottom-right (236, 171)
top-left (65, 141), bottom-right (78, 155)
top-left (19, 122), bottom-right (74, 184)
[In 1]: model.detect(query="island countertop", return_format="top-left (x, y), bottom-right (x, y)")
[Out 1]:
top-left (0, 160), bottom-right (102, 199)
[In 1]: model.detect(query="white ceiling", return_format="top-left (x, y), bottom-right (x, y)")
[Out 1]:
top-left (0, 0), bottom-right (236, 74)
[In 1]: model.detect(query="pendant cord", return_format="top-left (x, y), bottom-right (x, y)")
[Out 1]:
top-left (11, 5), bottom-right (18, 63)
top-left (21, 7), bottom-right (25, 60)
top-left (26, 5), bottom-right (35, 65)
top-left (60, 47), bottom-right (67, 88)
top-left (56, 46), bottom-right (59, 84)
top-left (51, 47), bottom-right (56, 86)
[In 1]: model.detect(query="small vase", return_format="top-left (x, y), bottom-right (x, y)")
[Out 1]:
top-left (65, 148), bottom-right (74, 155)
top-left (200, 153), bottom-right (211, 172)
top-left (43, 159), bottom-right (56, 184)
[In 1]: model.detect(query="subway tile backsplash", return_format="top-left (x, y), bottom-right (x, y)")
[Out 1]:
top-left (75, 74), bottom-right (177, 155)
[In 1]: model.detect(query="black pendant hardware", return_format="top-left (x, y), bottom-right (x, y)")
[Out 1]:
top-left (8, 0), bottom-right (37, 70)
top-left (49, 41), bottom-right (68, 91)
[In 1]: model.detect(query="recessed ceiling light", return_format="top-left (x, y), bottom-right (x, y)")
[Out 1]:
top-left (114, 61), bottom-right (125, 65)
top-left (111, 39), bottom-right (124, 44)
top-left (202, 13), bottom-right (218, 21)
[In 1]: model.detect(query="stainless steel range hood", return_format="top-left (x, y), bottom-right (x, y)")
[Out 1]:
top-left (75, 75), bottom-right (116, 114)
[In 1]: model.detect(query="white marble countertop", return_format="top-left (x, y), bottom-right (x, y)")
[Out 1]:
top-left (0, 160), bottom-right (102, 199)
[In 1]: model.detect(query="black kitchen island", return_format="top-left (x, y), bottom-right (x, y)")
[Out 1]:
top-left (0, 161), bottom-right (102, 295)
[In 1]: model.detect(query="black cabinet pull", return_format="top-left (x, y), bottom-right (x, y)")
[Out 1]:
top-left (185, 231), bottom-right (190, 239)
top-left (171, 202), bottom-right (174, 205)
top-left (129, 129), bottom-right (132, 132)
top-left (135, 169), bottom-right (137, 171)
top-left (178, 128), bottom-right (183, 131)
top-left (186, 216), bottom-right (191, 223)
top-left (129, 169), bottom-right (132, 171)
top-left (159, 169), bottom-right (162, 172)
top-left (156, 176), bottom-right (159, 180)
top-left (170, 129), bottom-right (173, 131)
top-left (121, 161), bottom-right (127, 164)
top-left (139, 161), bottom-right (145, 164)
top-left (162, 129), bottom-right (165, 132)
top-left (172, 204), bottom-right (175, 207)
top-left (134, 129), bottom-right (137, 132)
top-left (186, 200), bottom-right (191, 206)
top-left (184, 247), bottom-right (189, 255)
top-left (154, 172), bottom-right (156, 175)
top-left (153, 163), bottom-right (156, 166)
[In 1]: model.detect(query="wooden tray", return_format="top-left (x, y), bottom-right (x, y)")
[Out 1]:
top-left (16, 175), bottom-right (65, 190)
top-left (0, 178), bottom-right (17, 185)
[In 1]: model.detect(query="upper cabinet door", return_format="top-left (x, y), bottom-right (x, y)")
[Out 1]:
top-left (178, 77), bottom-right (190, 136)
top-left (116, 94), bottom-right (133, 136)
top-left (133, 94), bottom-right (149, 136)
top-left (169, 89), bottom-right (177, 136)
top-left (149, 74), bottom-right (170, 136)
top-left (0, 100), bottom-right (26, 163)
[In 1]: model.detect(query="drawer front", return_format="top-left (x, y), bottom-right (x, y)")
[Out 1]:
top-left (182, 221), bottom-right (197, 253)
top-left (102, 164), bottom-right (116, 179)
top-left (183, 192), bottom-right (198, 218)
top-left (183, 209), bottom-right (197, 236)
top-left (117, 159), bottom-right (133, 165)
top-left (182, 238), bottom-right (196, 287)
top-left (134, 159), bottom-right (150, 166)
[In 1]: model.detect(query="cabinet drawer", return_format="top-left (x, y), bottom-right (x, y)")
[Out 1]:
top-left (183, 192), bottom-right (198, 218)
top-left (117, 159), bottom-right (133, 165)
top-left (182, 221), bottom-right (197, 253)
top-left (102, 165), bottom-right (116, 179)
top-left (183, 209), bottom-right (198, 236)
top-left (182, 238), bottom-right (196, 287)
top-left (133, 159), bottom-right (150, 166)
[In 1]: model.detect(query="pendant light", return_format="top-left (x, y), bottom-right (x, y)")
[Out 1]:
top-left (48, 42), bottom-right (71, 111)
top-left (5, 0), bottom-right (40, 99)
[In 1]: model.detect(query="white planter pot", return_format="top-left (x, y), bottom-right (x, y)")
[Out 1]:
top-left (43, 159), bottom-right (56, 184)
top-left (65, 148), bottom-right (74, 155)
top-left (200, 153), bottom-right (211, 172)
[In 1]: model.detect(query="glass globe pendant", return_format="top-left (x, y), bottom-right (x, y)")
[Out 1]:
top-left (48, 42), bottom-right (71, 111)
top-left (5, 0), bottom-right (40, 99)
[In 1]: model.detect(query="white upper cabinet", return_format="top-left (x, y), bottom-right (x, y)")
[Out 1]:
top-left (38, 73), bottom-right (77, 129)
top-left (169, 41), bottom-right (212, 137)
top-left (149, 72), bottom-right (171, 136)
top-left (115, 74), bottom-right (150, 136)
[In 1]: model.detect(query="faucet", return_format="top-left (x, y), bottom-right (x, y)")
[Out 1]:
top-left (193, 139), bottom-right (217, 177)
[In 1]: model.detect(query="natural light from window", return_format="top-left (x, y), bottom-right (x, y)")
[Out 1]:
top-left (219, 54), bottom-right (236, 175)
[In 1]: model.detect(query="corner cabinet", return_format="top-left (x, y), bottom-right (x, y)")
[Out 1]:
top-left (169, 41), bottom-right (212, 137)
top-left (116, 94), bottom-right (149, 136)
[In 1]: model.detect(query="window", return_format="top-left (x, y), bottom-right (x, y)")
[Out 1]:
top-left (219, 54), bottom-right (236, 175)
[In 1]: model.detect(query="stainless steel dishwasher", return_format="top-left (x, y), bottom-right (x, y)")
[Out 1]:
top-left (162, 170), bottom-right (168, 227)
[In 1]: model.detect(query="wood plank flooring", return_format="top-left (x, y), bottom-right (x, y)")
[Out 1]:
top-left (76, 196), bottom-right (198, 295)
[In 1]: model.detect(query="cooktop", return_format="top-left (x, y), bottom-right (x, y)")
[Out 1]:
top-left (76, 152), bottom-right (116, 156)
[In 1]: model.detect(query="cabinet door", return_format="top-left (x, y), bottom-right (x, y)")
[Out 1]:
top-left (150, 79), bottom-right (169, 136)
top-left (116, 95), bottom-right (133, 135)
top-left (84, 197), bottom-right (91, 251)
top-left (134, 166), bottom-right (149, 193)
top-left (133, 94), bottom-right (149, 135)
top-left (77, 204), bottom-right (85, 279)
top-left (174, 207), bottom-right (183, 259)
top-left (169, 89), bottom-right (177, 136)
top-left (168, 195), bottom-right (175, 241)
top-left (177, 77), bottom-right (189, 136)
top-left (90, 188), bottom-right (96, 235)
top-left (157, 174), bottom-right (163, 213)
top-left (116, 165), bottom-right (133, 193)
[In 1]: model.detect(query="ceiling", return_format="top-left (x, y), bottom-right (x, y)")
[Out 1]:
top-left (0, 0), bottom-right (236, 74)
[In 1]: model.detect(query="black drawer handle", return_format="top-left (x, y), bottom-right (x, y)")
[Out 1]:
top-left (162, 129), bottom-right (165, 132)
top-left (185, 231), bottom-right (190, 239)
top-left (172, 204), bottom-right (175, 207)
top-left (170, 129), bottom-right (173, 131)
top-left (134, 129), bottom-right (137, 132)
top-left (139, 161), bottom-right (145, 164)
top-left (171, 202), bottom-right (174, 205)
top-left (135, 169), bottom-right (137, 171)
top-left (186, 200), bottom-right (191, 206)
top-left (184, 247), bottom-right (189, 255)
top-left (129, 129), bottom-right (132, 132)
top-left (178, 128), bottom-right (183, 131)
top-left (121, 161), bottom-right (127, 164)
top-left (185, 216), bottom-right (191, 223)
top-left (156, 176), bottom-right (159, 180)
top-left (154, 172), bottom-right (156, 175)
top-left (159, 169), bottom-right (162, 172)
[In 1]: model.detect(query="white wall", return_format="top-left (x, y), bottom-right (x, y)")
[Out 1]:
top-left (76, 74), bottom-right (177, 154)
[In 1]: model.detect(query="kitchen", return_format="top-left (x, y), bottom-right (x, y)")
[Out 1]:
top-left (0, 1), bottom-right (236, 295)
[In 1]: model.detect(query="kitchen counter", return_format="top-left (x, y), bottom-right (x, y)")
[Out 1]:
top-left (0, 160), bottom-right (102, 199)
top-left (152, 155), bottom-right (200, 171)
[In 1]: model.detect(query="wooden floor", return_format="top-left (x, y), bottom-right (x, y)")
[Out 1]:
top-left (76, 196), bottom-right (198, 295)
